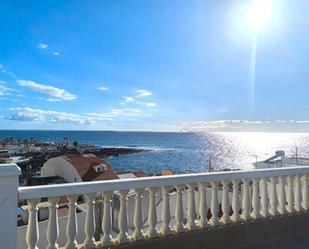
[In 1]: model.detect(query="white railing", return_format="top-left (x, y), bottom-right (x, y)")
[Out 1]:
top-left (2, 164), bottom-right (309, 249)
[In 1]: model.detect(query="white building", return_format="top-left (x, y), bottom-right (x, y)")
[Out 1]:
top-left (41, 154), bottom-right (119, 183)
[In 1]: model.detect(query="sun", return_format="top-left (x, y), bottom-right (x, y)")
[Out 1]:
top-left (246, 0), bottom-right (272, 31)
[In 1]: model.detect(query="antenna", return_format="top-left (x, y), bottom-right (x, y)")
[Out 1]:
top-left (296, 146), bottom-right (299, 165)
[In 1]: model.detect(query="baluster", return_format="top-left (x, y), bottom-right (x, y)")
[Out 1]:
top-left (220, 181), bottom-right (230, 224)
top-left (241, 179), bottom-right (250, 220)
top-left (251, 178), bottom-right (260, 219)
top-left (269, 176), bottom-right (278, 216)
top-left (117, 190), bottom-right (129, 243)
top-left (161, 186), bottom-right (171, 235)
top-left (209, 181), bottom-right (219, 226)
top-left (186, 184), bottom-right (196, 230)
top-left (101, 192), bottom-right (113, 247)
top-left (84, 193), bottom-right (96, 249)
top-left (47, 197), bottom-right (60, 249)
top-left (287, 175), bottom-right (294, 213)
top-left (260, 177), bottom-right (269, 217)
top-left (146, 187), bottom-right (158, 238)
top-left (26, 198), bottom-right (40, 249)
top-left (66, 195), bottom-right (78, 249)
top-left (302, 174), bottom-right (308, 210)
top-left (198, 182), bottom-right (208, 228)
top-left (278, 176), bottom-right (287, 214)
top-left (231, 180), bottom-right (241, 222)
top-left (174, 185), bottom-right (184, 232)
top-left (132, 189), bottom-right (144, 240)
top-left (295, 175), bottom-right (302, 212)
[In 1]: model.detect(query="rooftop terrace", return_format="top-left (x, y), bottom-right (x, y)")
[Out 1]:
top-left (1, 164), bottom-right (309, 249)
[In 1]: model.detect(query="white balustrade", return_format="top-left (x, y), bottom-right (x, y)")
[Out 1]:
top-left (101, 192), bottom-right (113, 247)
top-left (260, 177), bottom-right (269, 217)
top-left (14, 165), bottom-right (309, 249)
top-left (174, 185), bottom-right (184, 232)
top-left (132, 189), bottom-right (144, 240)
top-left (198, 182), bottom-right (208, 228)
top-left (220, 181), bottom-right (230, 224)
top-left (278, 176), bottom-right (287, 214)
top-left (26, 199), bottom-right (40, 249)
top-left (209, 181), bottom-right (219, 226)
top-left (66, 195), bottom-right (78, 249)
top-left (116, 190), bottom-right (129, 243)
top-left (301, 175), bottom-right (308, 210)
top-left (269, 176), bottom-right (278, 216)
top-left (251, 178), bottom-right (260, 219)
top-left (186, 184), bottom-right (196, 230)
top-left (146, 187), bottom-right (158, 238)
top-left (84, 193), bottom-right (96, 249)
top-left (231, 180), bottom-right (241, 222)
top-left (241, 179), bottom-right (250, 220)
top-left (161, 186), bottom-right (171, 235)
top-left (47, 197), bottom-right (60, 249)
top-left (287, 175), bottom-right (295, 213)
top-left (294, 175), bottom-right (302, 212)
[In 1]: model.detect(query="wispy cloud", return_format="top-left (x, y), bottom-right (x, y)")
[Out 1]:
top-left (5, 106), bottom-right (144, 125)
top-left (135, 89), bottom-right (152, 97)
top-left (146, 102), bottom-right (157, 107)
top-left (52, 51), bottom-right (60, 56)
top-left (0, 82), bottom-right (10, 96)
top-left (38, 43), bottom-right (48, 49)
top-left (98, 86), bottom-right (109, 91)
top-left (182, 119), bottom-right (309, 132)
top-left (122, 96), bottom-right (135, 103)
top-left (6, 107), bottom-right (93, 125)
top-left (17, 79), bottom-right (76, 101)
top-left (87, 108), bottom-right (143, 120)
top-left (0, 81), bottom-right (17, 96)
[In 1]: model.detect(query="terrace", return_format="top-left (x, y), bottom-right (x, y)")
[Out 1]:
top-left (1, 164), bottom-right (309, 249)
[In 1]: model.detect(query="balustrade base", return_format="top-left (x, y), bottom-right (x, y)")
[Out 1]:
top-left (94, 211), bottom-right (309, 249)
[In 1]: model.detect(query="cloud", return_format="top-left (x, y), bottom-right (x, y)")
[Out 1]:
top-left (182, 119), bottom-right (309, 132)
top-left (0, 82), bottom-right (10, 96)
top-left (0, 81), bottom-right (16, 96)
top-left (6, 107), bottom-right (93, 125)
top-left (17, 79), bottom-right (76, 101)
top-left (52, 51), bottom-right (60, 56)
top-left (47, 98), bottom-right (62, 102)
top-left (37, 97), bottom-right (62, 102)
top-left (0, 65), bottom-right (18, 79)
top-left (146, 102), bottom-right (157, 107)
top-left (98, 86), bottom-right (109, 91)
top-left (87, 108), bottom-right (143, 120)
top-left (123, 96), bottom-right (135, 103)
top-left (38, 43), bottom-right (48, 49)
top-left (135, 89), bottom-right (152, 97)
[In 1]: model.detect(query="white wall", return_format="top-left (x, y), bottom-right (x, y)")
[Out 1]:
top-left (41, 157), bottom-right (82, 183)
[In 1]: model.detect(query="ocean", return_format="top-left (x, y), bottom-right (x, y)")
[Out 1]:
top-left (1, 130), bottom-right (309, 173)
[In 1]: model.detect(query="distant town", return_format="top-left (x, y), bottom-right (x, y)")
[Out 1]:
top-left (0, 137), bottom-right (177, 241)
top-left (0, 137), bottom-right (174, 188)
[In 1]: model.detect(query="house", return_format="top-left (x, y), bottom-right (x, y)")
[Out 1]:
top-left (41, 154), bottom-right (119, 182)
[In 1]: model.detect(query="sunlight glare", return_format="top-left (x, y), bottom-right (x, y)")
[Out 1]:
top-left (246, 0), bottom-right (272, 31)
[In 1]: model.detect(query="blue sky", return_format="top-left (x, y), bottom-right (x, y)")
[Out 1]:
top-left (0, 0), bottom-right (309, 131)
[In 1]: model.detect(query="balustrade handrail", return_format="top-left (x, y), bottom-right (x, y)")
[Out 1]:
top-left (18, 165), bottom-right (309, 200)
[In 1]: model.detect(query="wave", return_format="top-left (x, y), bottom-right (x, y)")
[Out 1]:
top-left (96, 145), bottom-right (180, 152)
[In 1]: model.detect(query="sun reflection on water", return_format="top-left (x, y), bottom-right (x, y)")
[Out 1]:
top-left (209, 132), bottom-right (309, 170)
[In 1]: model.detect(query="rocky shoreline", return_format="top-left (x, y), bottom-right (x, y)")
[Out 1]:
top-left (87, 147), bottom-right (151, 158)
top-left (27, 147), bottom-right (150, 169)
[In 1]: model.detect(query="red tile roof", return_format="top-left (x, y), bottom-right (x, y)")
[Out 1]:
top-left (64, 154), bottom-right (119, 182)
top-left (134, 171), bottom-right (153, 177)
